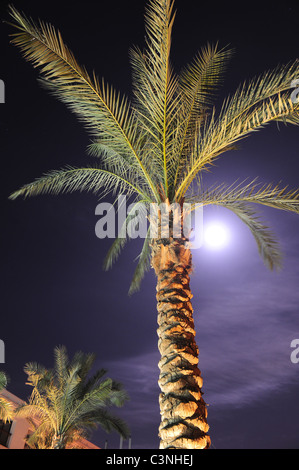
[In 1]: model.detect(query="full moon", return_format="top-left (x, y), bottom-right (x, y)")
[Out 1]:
top-left (204, 223), bottom-right (229, 249)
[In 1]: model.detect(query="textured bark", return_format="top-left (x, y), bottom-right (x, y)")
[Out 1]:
top-left (53, 434), bottom-right (67, 449)
top-left (151, 236), bottom-right (210, 450)
top-left (53, 439), bottom-right (66, 449)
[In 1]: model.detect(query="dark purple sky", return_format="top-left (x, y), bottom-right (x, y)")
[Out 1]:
top-left (1, 0), bottom-right (299, 449)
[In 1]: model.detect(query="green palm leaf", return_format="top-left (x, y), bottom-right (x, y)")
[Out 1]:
top-left (171, 44), bottom-right (232, 197)
top-left (189, 179), bottom-right (299, 214)
top-left (8, 166), bottom-right (147, 201)
top-left (15, 346), bottom-right (129, 448)
top-left (0, 373), bottom-right (14, 423)
top-left (103, 199), bottom-right (150, 271)
top-left (130, 0), bottom-right (178, 197)
top-left (7, 5), bottom-right (160, 202)
top-left (176, 62), bottom-right (299, 200)
top-left (128, 229), bottom-right (152, 295)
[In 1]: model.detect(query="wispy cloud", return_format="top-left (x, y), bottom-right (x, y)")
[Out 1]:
top-left (192, 238), bottom-right (299, 409)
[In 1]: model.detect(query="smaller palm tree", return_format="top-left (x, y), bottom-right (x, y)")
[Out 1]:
top-left (0, 371), bottom-right (14, 423)
top-left (15, 346), bottom-right (129, 449)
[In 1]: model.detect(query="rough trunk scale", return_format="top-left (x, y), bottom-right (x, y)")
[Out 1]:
top-left (151, 236), bottom-right (210, 449)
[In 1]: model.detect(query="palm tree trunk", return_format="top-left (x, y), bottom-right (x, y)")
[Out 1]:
top-left (151, 237), bottom-right (210, 450)
top-left (53, 435), bottom-right (66, 449)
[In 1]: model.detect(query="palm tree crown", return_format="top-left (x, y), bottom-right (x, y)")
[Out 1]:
top-left (7, 0), bottom-right (299, 293)
top-left (15, 346), bottom-right (129, 449)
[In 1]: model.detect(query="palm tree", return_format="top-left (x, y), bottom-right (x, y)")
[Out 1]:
top-left (0, 371), bottom-right (14, 423)
top-left (15, 346), bottom-right (129, 449)
top-left (7, 0), bottom-right (299, 449)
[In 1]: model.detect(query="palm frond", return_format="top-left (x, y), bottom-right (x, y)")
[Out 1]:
top-left (218, 60), bottom-right (299, 128)
top-left (24, 420), bottom-right (55, 449)
top-left (128, 229), bottom-right (152, 295)
top-left (54, 345), bottom-right (69, 387)
top-left (179, 43), bottom-right (232, 114)
top-left (107, 383), bottom-right (130, 408)
top-left (24, 362), bottom-right (50, 389)
top-left (189, 179), bottom-right (299, 214)
top-left (224, 201), bottom-right (282, 270)
top-left (171, 44), bottom-right (233, 197)
top-left (9, 166), bottom-right (147, 201)
top-left (103, 199), bottom-right (149, 271)
top-left (0, 371), bottom-right (8, 390)
top-left (79, 369), bottom-right (109, 396)
top-left (15, 402), bottom-right (56, 429)
top-left (83, 407), bottom-right (130, 438)
top-left (62, 379), bottom-right (113, 432)
top-left (130, 0), bottom-right (179, 197)
top-left (7, 5), bottom-right (160, 202)
top-left (176, 61), bottom-right (299, 200)
top-left (69, 350), bottom-right (96, 384)
top-left (0, 396), bottom-right (14, 423)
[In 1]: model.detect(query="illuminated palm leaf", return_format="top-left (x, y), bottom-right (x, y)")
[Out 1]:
top-left (175, 62), bottom-right (299, 200)
top-left (103, 199), bottom-right (150, 271)
top-left (189, 179), bottom-right (299, 214)
top-left (130, 0), bottom-right (179, 197)
top-left (222, 202), bottom-right (282, 270)
top-left (170, 44), bottom-right (233, 197)
top-left (15, 346), bottom-right (129, 448)
top-left (8, 5), bottom-right (160, 202)
top-left (128, 228), bottom-right (152, 295)
top-left (0, 371), bottom-right (14, 423)
top-left (227, 202), bottom-right (282, 270)
top-left (8, 166), bottom-right (148, 201)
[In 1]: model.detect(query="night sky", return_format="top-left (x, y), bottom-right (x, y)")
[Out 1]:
top-left (1, 0), bottom-right (299, 450)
